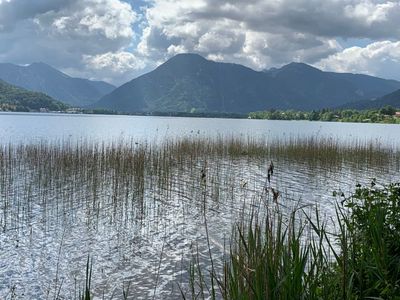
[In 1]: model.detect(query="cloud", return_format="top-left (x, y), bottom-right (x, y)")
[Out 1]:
top-left (84, 51), bottom-right (145, 73)
top-left (0, 0), bottom-right (139, 84)
top-left (316, 40), bottom-right (400, 80)
top-left (36, 0), bottom-right (136, 40)
top-left (137, 0), bottom-right (345, 70)
top-left (195, 29), bottom-right (245, 54)
top-left (81, 51), bottom-right (148, 84)
top-left (1, 0), bottom-right (400, 85)
top-left (0, 0), bottom-right (77, 32)
top-left (191, 0), bottom-right (400, 39)
top-left (31, 0), bottom-right (137, 53)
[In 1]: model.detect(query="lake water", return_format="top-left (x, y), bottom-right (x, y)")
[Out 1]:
top-left (1, 112), bottom-right (400, 147)
top-left (0, 112), bottom-right (399, 299)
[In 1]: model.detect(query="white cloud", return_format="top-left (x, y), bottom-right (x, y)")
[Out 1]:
top-left (133, 0), bottom-right (400, 79)
top-left (80, 51), bottom-right (148, 84)
top-left (195, 29), bottom-right (244, 53)
top-left (167, 44), bottom-right (188, 56)
top-left (137, 0), bottom-right (344, 71)
top-left (317, 41), bottom-right (400, 79)
top-left (35, 0), bottom-right (137, 41)
top-left (83, 51), bottom-right (146, 73)
top-left (1, 0), bottom-right (400, 84)
top-left (344, 1), bottom-right (399, 25)
top-left (0, 0), bottom-right (139, 84)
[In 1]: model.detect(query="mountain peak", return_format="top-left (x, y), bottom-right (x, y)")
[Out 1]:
top-left (28, 62), bottom-right (57, 71)
top-left (171, 53), bottom-right (207, 60)
top-left (264, 62), bottom-right (322, 76)
top-left (163, 53), bottom-right (208, 66)
top-left (95, 55), bottom-right (400, 114)
top-left (152, 53), bottom-right (211, 75)
top-left (27, 62), bottom-right (68, 78)
top-left (160, 53), bottom-right (256, 73)
top-left (281, 62), bottom-right (322, 73)
top-left (29, 62), bottom-right (51, 67)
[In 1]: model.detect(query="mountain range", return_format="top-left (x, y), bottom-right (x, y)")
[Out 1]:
top-left (94, 53), bottom-right (400, 114)
top-left (1, 54), bottom-right (399, 114)
top-left (0, 79), bottom-right (67, 112)
top-left (0, 62), bottom-right (115, 107)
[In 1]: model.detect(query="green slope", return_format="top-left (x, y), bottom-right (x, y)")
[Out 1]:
top-left (94, 53), bottom-right (400, 114)
top-left (0, 79), bottom-right (68, 112)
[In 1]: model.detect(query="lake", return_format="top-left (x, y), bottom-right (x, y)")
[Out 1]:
top-left (1, 112), bottom-right (400, 146)
top-left (0, 112), bottom-right (399, 299)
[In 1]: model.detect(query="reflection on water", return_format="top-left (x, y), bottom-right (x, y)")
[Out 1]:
top-left (0, 114), bottom-right (399, 299)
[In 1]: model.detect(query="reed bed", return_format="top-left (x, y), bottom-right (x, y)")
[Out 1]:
top-left (0, 135), bottom-right (398, 235)
top-left (0, 135), bottom-right (399, 298)
top-left (186, 182), bottom-right (400, 300)
top-left (1, 135), bottom-right (397, 225)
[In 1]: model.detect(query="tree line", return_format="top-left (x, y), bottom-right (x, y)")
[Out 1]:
top-left (249, 106), bottom-right (400, 124)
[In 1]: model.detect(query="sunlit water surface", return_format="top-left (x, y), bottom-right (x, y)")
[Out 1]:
top-left (0, 112), bottom-right (399, 299)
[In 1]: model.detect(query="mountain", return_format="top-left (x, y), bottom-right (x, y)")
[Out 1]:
top-left (0, 79), bottom-right (67, 112)
top-left (372, 89), bottom-right (400, 108)
top-left (0, 62), bottom-right (115, 107)
top-left (340, 89), bottom-right (400, 110)
top-left (95, 54), bottom-right (277, 113)
top-left (94, 53), bottom-right (400, 113)
top-left (264, 63), bottom-right (400, 108)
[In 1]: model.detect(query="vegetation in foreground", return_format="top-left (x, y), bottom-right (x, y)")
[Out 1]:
top-left (1, 136), bottom-right (399, 298)
top-left (188, 182), bottom-right (400, 299)
top-left (249, 106), bottom-right (400, 124)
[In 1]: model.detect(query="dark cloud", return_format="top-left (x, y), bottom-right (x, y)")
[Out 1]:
top-left (0, 0), bottom-right (139, 84)
top-left (137, 0), bottom-right (400, 79)
top-left (189, 0), bottom-right (400, 40)
top-left (0, 0), bottom-right (400, 84)
top-left (0, 0), bottom-right (77, 31)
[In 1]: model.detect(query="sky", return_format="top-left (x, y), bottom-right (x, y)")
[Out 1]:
top-left (0, 0), bottom-right (399, 86)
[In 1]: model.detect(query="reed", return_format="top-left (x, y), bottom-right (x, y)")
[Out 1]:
top-left (187, 182), bottom-right (400, 299)
top-left (80, 256), bottom-right (92, 300)
top-left (0, 135), bottom-right (398, 298)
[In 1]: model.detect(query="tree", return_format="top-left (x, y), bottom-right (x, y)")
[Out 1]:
top-left (379, 105), bottom-right (396, 116)
top-left (308, 110), bottom-right (319, 121)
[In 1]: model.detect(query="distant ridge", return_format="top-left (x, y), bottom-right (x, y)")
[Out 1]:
top-left (0, 62), bottom-right (115, 107)
top-left (94, 53), bottom-right (400, 114)
top-left (340, 89), bottom-right (400, 109)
